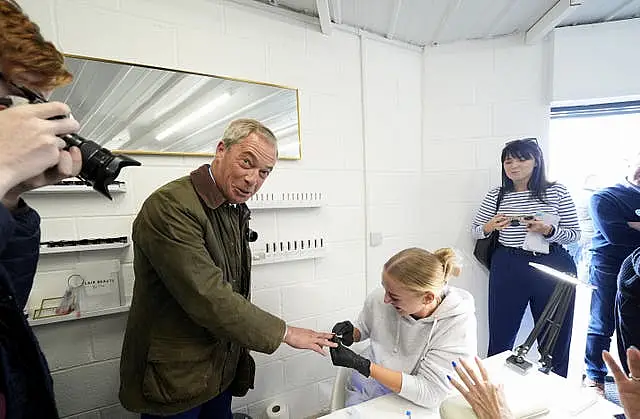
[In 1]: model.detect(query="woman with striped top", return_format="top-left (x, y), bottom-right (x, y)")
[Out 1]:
top-left (471, 138), bottom-right (580, 377)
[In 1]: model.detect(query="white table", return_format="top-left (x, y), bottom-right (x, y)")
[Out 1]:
top-left (321, 351), bottom-right (623, 418)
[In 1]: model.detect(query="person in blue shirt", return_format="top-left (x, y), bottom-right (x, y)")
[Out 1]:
top-left (0, 1), bottom-right (82, 417)
top-left (584, 153), bottom-right (640, 395)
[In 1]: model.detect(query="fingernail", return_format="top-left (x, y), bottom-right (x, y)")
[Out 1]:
top-left (631, 346), bottom-right (638, 350)
top-left (447, 375), bottom-right (451, 381)
top-left (452, 361), bottom-right (457, 368)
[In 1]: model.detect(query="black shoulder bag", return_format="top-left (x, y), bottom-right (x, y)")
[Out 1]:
top-left (473, 188), bottom-right (505, 269)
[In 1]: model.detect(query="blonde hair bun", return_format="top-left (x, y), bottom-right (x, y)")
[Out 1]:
top-left (434, 248), bottom-right (462, 279)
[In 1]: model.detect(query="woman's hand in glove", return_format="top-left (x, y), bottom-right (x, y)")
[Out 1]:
top-left (330, 340), bottom-right (371, 377)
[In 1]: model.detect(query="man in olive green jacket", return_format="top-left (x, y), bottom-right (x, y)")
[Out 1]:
top-left (119, 119), bottom-right (335, 418)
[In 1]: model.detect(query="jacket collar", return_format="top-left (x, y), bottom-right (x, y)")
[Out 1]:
top-left (190, 164), bottom-right (226, 210)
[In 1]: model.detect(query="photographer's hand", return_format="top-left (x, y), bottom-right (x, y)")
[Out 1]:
top-left (2, 146), bottom-right (82, 209)
top-left (0, 102), bottom-right (80, 203)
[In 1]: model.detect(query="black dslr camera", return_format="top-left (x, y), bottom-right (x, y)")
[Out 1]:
top-left (6, 80), bottom-right (141, 200)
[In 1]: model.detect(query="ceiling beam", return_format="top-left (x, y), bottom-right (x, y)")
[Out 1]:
top-left (430, 0), bottom-right (464, 45)
top-left (386, 0), bottom-right (403, 40)
top-left (525, 0), bottom-right (582, 45)
top-left (605, 0), bottom-right (639, 21)
top-left (316, 0), bottom-right (332, 35)
top-left (226, 0), bottom-right (318, 26)
top-left (484, 0), bottom-right (521, 36)
top-left (331, 0), bottom-right (342, 24)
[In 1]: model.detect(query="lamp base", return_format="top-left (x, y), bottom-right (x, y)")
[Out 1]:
top-left (506, 353), bottom-right (534, 375)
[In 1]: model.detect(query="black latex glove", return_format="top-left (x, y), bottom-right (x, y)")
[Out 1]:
top-left (332, 320), bottom-right (355, 346)
top-left (330, 340), bottom-right (371, 378)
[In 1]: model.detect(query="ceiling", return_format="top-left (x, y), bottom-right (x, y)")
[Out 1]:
top-left (50, 57), bottom-right (301, 158)
top-left (249, 0), bottom-right (640, 46)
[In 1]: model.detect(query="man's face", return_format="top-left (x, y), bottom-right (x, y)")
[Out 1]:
top-left (213, 132), bottom-right (277, 204)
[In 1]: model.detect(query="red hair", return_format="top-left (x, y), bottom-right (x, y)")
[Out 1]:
top-left (0, 0), bottom-right (72, 90)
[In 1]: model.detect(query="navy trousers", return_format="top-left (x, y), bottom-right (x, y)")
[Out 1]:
top-left (585, 263), bottom-right (619, 383)
top-left (488, 245), bottom-right (577, 377)
top-left (140, 389), bottom-right (233, 419)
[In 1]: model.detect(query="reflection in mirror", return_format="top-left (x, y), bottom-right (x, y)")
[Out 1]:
top-left (49, 56), bottom-right (302, 159)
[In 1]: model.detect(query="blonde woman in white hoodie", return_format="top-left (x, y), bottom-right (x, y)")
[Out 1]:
top-left (330, 247), bottom-right (477, 408)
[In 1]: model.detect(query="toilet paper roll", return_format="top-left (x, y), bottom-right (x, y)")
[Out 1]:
top-left (265, 401), bottom-right (290, 419)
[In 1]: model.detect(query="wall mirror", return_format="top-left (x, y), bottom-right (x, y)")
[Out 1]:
top-left (50, 55), bottom-right (302, 159)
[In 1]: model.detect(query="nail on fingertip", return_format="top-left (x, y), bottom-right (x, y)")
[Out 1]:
top-left (447, 375), bottom-right (451, 381)
top-left (452, 361), bottom-right (457, 368)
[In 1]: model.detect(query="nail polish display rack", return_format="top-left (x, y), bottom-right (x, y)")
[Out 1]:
top-left (39, 236), bottom-right (130, 255)
top-left (246, 191), bottom-right (322, 209)
top-left (24, 180), bottom-right (127, 195)
top-left (252, 237), bottom-right (326, 265)
top-left (248, 191), bottom-right (326, 265)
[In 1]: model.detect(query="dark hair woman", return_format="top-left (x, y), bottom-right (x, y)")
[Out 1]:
top-left (471, 138), bottom-right (580, 377)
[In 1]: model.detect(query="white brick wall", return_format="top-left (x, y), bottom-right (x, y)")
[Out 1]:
top-left (361, 38), bottom-right (424, 294)
top-left (421, 35), bottom-right (551, 355)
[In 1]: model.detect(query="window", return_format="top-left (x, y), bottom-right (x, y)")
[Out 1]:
top-left (549, 101), bottom-right (640, 194)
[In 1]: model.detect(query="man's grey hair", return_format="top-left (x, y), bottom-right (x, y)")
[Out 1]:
top-left (221, 119), bottom-right (278, 157)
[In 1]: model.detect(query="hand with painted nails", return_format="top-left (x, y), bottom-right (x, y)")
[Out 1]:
top-left (448, 357), bottom-right (515, 419)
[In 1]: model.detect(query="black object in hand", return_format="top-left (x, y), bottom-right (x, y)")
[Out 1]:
top-left (330, 341), bottom-right (371, 378)
top-left (7, 79), bottom-right (141, 200)
top-left (332, 320), bottom-right (355, 346)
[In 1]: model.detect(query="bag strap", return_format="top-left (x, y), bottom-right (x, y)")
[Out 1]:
top-left (495, 187), bottom-right (505, 213)
top-left (491, 187), bottom-right (505, 240)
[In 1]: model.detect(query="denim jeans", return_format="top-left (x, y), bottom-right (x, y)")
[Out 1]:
top-left (140, 389), bottom-right (232, 419)
top-left (585, 264), bottom-right (619, 383)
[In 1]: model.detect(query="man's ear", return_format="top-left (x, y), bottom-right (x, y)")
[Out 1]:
top-left (215, 141), bottom-right (226, 156)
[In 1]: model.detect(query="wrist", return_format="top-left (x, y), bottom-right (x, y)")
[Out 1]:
top-left (543, 225), bottom-right (555, 238)
top-left (356, 356), bottom-right (371, 377)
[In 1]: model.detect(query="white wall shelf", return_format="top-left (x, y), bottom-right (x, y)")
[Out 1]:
top-left (25, 182), bottom-right (127, 195)
top-left (246, 192), bottom-right (323, 210)
top-left (251, 239), bottom-right (326, 266)
top-left (29, 304), bottom-right (130, 327)
top-left (40, 241), bottom-right (129, 255)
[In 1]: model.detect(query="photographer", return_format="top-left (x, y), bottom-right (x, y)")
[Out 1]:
top-left (0, 0), bottom-right (81, 417)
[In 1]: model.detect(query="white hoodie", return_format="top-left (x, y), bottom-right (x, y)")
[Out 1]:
top-left (353, 286), bottom-right (477, 408)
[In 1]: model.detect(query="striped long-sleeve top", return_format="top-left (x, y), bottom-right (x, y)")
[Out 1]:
top-left (471, 184), bottom-right (581, 248)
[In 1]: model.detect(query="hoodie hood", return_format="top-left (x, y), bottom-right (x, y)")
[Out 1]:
top-left (432, 286), bottom-right (475, 320)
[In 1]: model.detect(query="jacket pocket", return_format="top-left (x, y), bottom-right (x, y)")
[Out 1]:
top-left (142, 338), bottom-right (215, 404)
top-left (229, 350), bottom-right (255, 397)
